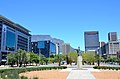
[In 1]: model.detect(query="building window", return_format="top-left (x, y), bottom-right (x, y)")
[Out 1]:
top-left (6, 30), bottom-right (16, 51)
top-left (38, 41), bottom-right (45, 48)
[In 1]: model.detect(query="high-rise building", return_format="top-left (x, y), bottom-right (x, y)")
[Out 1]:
top-left (108, 32), bottom-right (118, 42)
top-left (0, 15), bottom-right (31, 64)
top-left (106, 41), bottom-right (120, 57)
top-left (84, 31), bottom-right (100, 51)
top-left (99, 42), bottom-right (106, 56)
top-left (31, 40), bottom-right (56, 58)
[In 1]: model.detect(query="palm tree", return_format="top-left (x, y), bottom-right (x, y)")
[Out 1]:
top-left (39, 54), bottom-right (46, 65)
top-left (32, 54), bottom-right (39, 66)
top-left (17, 49), bottom-right (26, 67)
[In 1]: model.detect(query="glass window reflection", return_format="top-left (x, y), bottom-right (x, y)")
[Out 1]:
top-left (38, 41), bottom-right (45, 48)
top-left (6, 30), bottom-right (16, 51)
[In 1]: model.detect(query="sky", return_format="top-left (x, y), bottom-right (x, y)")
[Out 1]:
top-left (0, 0), bottom-right (120, 50)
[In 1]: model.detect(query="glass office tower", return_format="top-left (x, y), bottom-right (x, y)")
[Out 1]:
top-left (32, 40), bottom-right (56, 58)
top-left (0, 15), bottom-right (31, 64)
top-left (84, 31), bottom-right (100, 51)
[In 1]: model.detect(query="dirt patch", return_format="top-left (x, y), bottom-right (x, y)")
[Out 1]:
top-left (92, 70), bottom-right (120, 79)
top-left (20, 70), bottom-right (69, 79)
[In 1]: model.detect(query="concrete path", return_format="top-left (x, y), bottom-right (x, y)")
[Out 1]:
top-left (66, 69), bottom-right (96, 79)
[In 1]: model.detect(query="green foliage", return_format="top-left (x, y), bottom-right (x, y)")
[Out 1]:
top-left (33, 77), bottom-right (39, 79)
top-left (7, 53), bottom-right (17, 67)
top-left (7, 50), bottom-right (49, 67)
top-left (94, 54), bottom-right (101, 66)
top-left (82, 52), bottom-right (95, 65)
top-left (105, 57), bottom-right (120, 63)
top-left (93, 66), bottom-right (120, 70)
top-left (17, 49), bottom-right (27, 67)
top-left (29, 52), bottom-right (35, 63)
top-left (0, 70), bottom-right (19, 79)
top-left (68, 52), bottom-right (78, 64)
top-left (39, 54), bottom-right (47, 65)
top-left (21, 76), bottom-right (28, 79)
top-left (32, 54), bottom-right (39, 65)
top-left (54, 54), bottom-right (63, 66)
top-left (0, 66), bottom-right (67, 79)
top-left (62, 54), bottom-right (67, 61)
top-left (50, 54), bottom-right (55, 58)
top-left (48, 58), bottom-right (55, 63)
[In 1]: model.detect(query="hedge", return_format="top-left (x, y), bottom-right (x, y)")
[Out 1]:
top-left (0, 66), bottom-right (67, 79)
top-left (93, 66), bottom-right (120, 70)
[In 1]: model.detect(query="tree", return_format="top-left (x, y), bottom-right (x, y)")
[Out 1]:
top-left (62, 54), bottom-right (67, 61)
top-left (17, 49), bottom-right (23, 67)
top-left (29, 52), bottom-right (35, 65)
top-left (32, 54), bottom-right (39, 66)
top-left (48, 58), bottom-right (54, 64)
top-left (22, 50), bottom-right (27, 67)
top-left (54, 54), bottom-right (63, 66)
top-left (82, 52), bottom-right (95, 65)
top-left (7, 53), bottom-right (17, 67)
top-left (95, 54), bottom-right (100, 66)
top-left (68, 52), bottom-right (78, 65)
top-left (16, 49), bottom-right (27, 67)
top-left (25, 52), bottom-right (30, 66)
top-left (39, 54), bottom-right (46, 65)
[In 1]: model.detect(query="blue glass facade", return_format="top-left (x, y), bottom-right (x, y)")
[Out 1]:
top-left (38, 41), bottom-right (45, 48)
top-left (0, 16), bottom-right (31, 64)
top-left (0, 22), bottom-right (2, 50)
top-left (6, 28), bottom-right (16, 51)
top-left (50, 42), bottom-right (56, 54)
top-left (32, 40), bottom-right (56, 58)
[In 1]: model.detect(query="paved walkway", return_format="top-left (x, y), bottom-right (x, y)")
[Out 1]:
top-left (66, 69), bottom-right (96, 79)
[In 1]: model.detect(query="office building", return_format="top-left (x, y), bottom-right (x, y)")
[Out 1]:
top-left (0, 15), bottom-right (31, 64)
top-left (108, 32), bottom-right (118, 41)
top-left (31, 35), bottom-right (64, 55)
top-left (52, 38), bottom-right (64, 54)
top-left (98, 42), bottom-right (106, 56)
top-left (31, 40), bottom-right (56, 58)
top-left (84, 31), bottom-right (100, 51)
top-left (106, 41), bottom-right (120, 57)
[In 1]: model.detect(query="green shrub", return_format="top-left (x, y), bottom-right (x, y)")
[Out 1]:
top-left (33, 77), bottom-right (39, 79)
top-left (93, 66), bottom-right (120, 70)
top-left (0, 66), bottom-right (67, 79)
top-left (21, 76), bottom-right (28, 79)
